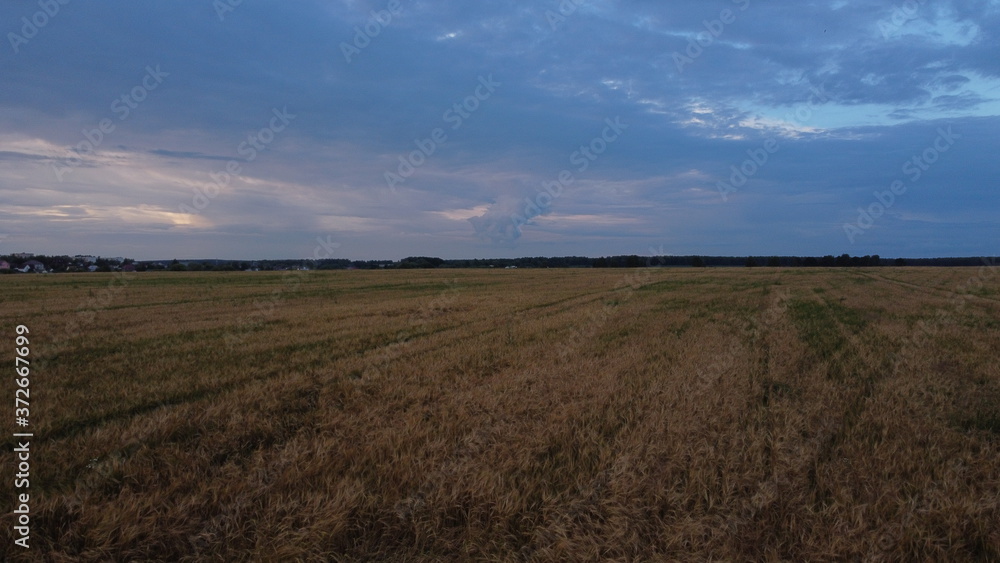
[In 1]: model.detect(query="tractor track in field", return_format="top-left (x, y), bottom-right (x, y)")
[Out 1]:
top-left (21, 274), bottom-right (803, 480)
top-left (23, 283), bottom-right (637, 450)
top-left (858, 271), bottom-right (1000, 306)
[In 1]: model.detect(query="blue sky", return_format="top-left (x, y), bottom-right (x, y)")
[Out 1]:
top-left (1, 0), bottom-right (997, 260)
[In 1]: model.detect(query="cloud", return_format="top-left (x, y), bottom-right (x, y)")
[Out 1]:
top-left (0, 0), bottom-right (997, 259)
top-left (0, 151), bottom-right (49, 161)
top-left (468, 195), bottom-right (531, 245)
top-left (148, 150), bottom-right (232, 162)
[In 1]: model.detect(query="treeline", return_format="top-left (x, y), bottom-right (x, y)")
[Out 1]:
top-left (4, 254), bottom-right (996, 273)
top-left (373, 254), bottom-right (998, 269)
top-left (657, 255), bottom-right (996, 268)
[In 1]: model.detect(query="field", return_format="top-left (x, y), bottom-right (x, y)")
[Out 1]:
top-left (2, 266), bottom-right (999, 561)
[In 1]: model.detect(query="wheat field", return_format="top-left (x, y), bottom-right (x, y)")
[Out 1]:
top-left (1, 267), bottom-right (999, 561)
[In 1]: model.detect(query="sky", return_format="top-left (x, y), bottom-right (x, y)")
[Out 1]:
top-left (1, 0), bottom-right (998, 261)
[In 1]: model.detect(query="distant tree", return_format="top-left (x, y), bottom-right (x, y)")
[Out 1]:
top-left (820, 255), bottom-right (836, 267)
top-left (803, 257), bottom-right (819, 267)
top-left (836, 254), bottom-right (851, 267)
top-left (399, 256), bottom-right (444, 269)
top-left (767, 256), bottom-right (781, 267)
top-left (40, 255), bottom-right (71, 271)
top-left (691, 256), bottom-right (705, 268)
top-left (894, 258), bottom-right (907, 266)
top-left (745, 256), bottom-right (758, 268)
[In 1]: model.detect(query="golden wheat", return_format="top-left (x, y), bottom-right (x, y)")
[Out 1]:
top-left (1, 267), bottom-right (998, 560)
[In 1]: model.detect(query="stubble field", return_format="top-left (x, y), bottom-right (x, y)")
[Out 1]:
top-left (1, 267), bottom-right (999, 561)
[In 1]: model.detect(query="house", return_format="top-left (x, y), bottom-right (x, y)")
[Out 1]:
top-left (0, 260), bottom-right (9, 270)
top-left (122, 264), bottom-right (136, 272)
top-left (23, 259), bottom-right (46, 273)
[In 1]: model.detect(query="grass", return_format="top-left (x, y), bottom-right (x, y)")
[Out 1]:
top-left (1, 267), bottom-right (999, 560)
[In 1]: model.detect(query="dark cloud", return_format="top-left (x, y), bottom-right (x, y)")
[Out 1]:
top-left (148, 150), bottom-right (232, 162)
top-left (0, 151), bottom-right (48, 161)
